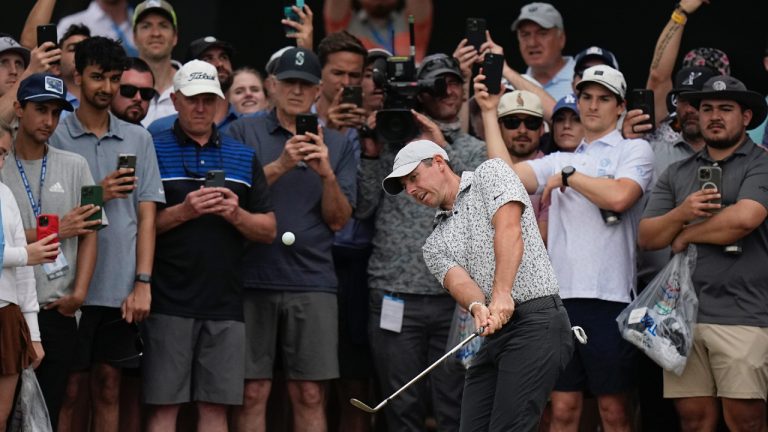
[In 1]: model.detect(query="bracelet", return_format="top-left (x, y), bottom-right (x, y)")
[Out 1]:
top-left (467, 301), bottom-right (484, 317)
top-left (671, 9), bottom-right (687, 25)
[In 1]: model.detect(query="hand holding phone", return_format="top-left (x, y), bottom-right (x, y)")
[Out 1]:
top-left (80, 185), bottom-right (104, 229)
top-left (296, 113), bottom-right (318, 140)
top-left (482, 53), bottom-right (504, 95)
top-left (117, 154), bottom-right (137, 193)
top-left (37, 24), bottom-right (60, 65)
top-left (626, 89), bottom-right (656, 134)
top-left (36, 214), bottom-right (59, 242)
top-left (205, 170), bottom-right (226, 188)
top-left (340, 86), bottom-right (363, 108)
top-left (697, 166), bottom-right (722, 211)
top-left (283, 0), bottom-right (306, 35)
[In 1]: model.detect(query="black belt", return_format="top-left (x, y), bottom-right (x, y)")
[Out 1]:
top-left (514, 294), bottom-right (562, 318)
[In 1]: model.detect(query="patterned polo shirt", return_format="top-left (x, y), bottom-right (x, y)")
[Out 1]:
top-left (423, 158), bottom-right (559, 303)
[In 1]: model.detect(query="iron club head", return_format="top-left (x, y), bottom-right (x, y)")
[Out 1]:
top-left (349, 398), bottom-right (380, 413)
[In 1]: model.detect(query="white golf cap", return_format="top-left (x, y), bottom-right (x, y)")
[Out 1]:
top-left (497, 90), bottom-right (544, 118)
top-left (511, 2), bottom-right (564, 31)
top-left (173, 60), bottom-right (224, 99)
top-left (576, 64), bottom-right (627, 99)
top-left (382, 140), bottom-right (449, 195)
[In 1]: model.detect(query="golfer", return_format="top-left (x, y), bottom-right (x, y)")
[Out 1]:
top-left (382, 140), bottom-right (573, 431)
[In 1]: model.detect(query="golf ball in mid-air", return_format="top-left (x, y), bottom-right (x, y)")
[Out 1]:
top-left (282, 231), bottom-right (295, 246)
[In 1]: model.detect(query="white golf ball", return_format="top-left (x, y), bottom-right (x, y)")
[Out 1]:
top-left (282, 231), bottom-right (295, 246)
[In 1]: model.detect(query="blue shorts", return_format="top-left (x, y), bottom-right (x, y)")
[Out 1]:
top-left (554, 298), bottom-right (637, 395)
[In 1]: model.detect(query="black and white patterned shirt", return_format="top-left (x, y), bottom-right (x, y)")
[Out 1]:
top-left (423, 158), bottom-right (559, 303)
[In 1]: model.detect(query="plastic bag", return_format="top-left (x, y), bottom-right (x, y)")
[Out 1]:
top-left (445, 303), bottom-right (484, 370)
top-left (8, 368), bottom-right (53, 432)
top-left (616, 245), bottom-right (698, 375)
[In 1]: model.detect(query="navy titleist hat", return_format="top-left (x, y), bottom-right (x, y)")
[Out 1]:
top-left (274, 47), bottom-right (321, 84)
top-left (17, 73), bottom-right (73, 111)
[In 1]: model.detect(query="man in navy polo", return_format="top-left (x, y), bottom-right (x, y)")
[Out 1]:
top-left (227, 47), bottom-right (357, 432)
top-left (145, 59), bottom-right (276, 431)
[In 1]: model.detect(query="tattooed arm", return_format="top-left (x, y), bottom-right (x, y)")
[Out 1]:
top-left (646, 0), bottom-right (709, 125)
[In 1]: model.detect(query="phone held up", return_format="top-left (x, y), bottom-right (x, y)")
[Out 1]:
top-left (465, 17), bottom-right (486, 52)
top-left (37, 24), bottom-right (59, 65)
top-left (296, 113), bottom-right (318, 139)
top-left (283, 0), bottom-right (305, 35)
top-left (482, 53), bottom-right (504, 95)
top-left (37, 214), bottom-right (59, 241)
top-left (117, 154), bottom-right (137, 192)
top-left (697, 166), bottom-right (722, 210)
top-left (205, 170), bottom-right (226, 188)
top-left (340, 85), bottom-right (363, 108)
top-left (80, 185), bottom-right (104, 230)
top-left (627, 89), bottom-right (656, 134)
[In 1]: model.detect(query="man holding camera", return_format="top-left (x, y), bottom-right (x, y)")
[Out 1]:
top-left (481, 64), bottom-right (653, 430)
top-left (227, 47), bottom-right (356, 432)
top-left (355, 53), bottom-right (485, 431)
top-left (638, 76), bottom-right (768, 432)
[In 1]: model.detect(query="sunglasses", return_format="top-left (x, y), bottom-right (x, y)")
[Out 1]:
top-left (119, 84), bottom-right (156, 101)
top-left (500, 116), bottom-right (543, 130)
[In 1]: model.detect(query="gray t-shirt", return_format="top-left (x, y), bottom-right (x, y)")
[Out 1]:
top-left (50, 112), bottom-right (165, 307)
top-left (423, 158), bottom-right (559, 303)
top-left (0, 146), bottom-right (95, 305)
top-left (643, 138), bottom-right (768, 326)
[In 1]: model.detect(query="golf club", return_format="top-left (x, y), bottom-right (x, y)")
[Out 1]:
top-left (350, 326), bottom-right (485, 413)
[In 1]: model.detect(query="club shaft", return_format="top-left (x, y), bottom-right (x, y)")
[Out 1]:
top-left (381, 331), bottom-right (479, 406)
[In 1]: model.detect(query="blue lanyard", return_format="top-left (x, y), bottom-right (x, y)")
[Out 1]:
top-left (367, 19), bottom-right (395, 54)
top-left (111, 6), bottom-right (138, 57)
top-left (15, 154), bottom-right (47, 217)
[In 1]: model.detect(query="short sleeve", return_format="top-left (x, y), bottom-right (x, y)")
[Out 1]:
top-left (736, 153), bottom-right (768, 209)
top-left (422, 233), bottom-right (457, 288)
top-left (614, 138), bottom-right (655, 193)
top-left (476, 159), bottom-right (530, 219)
top-left (246, 154), bottom-right (273, 214)
top-left (136, 130), bottom-right (166, 204)
top-left (642, 165), bottom-right (677, 219)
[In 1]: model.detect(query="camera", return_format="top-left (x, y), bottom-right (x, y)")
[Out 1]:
top-left (371, 56), bottom-right (448, 144)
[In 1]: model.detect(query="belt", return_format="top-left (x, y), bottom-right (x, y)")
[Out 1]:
top-left (514, 294), bottom-right (562, 318)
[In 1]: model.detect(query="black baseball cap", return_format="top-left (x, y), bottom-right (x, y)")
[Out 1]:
top-left (185, 36), bottom-right (234, 62)
top-left (274, 47), bottom-right (321, 84)
top-left (417, 53), bottom-right (463, 82)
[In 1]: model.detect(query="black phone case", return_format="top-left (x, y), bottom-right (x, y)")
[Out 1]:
top-left (466, 18), bottom-right (486, 52)
top-left (341, 86), bottom-right (363, 107)
top-left (37, 24), bottom-right (57, 47)
top-left (296, 114), bottom-right (318, 136)
top-left (482, 53), bottom-right (504, 95)
top-left (627, 89), bottom-right (656, 133)
top-left (205, 170), bottom-right (226, 188)
top-left (117, 154), bottom-right (137, 179)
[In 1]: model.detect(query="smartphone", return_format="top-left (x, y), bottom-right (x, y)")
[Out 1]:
top-left (296, 113), bottom-right (318, 137)
top-left (117, 153), bottom-right (137, 180)
top-left (465, 18), bottom-right (486, 52)
top-left (37, 24), bottom-right (60, 65)
top-left (627, 89), bottom-right (656, 133)
top-left (697, 166), bottom-right (722, 211)
top-left (340, 85), bottom-right (363, 107)
top-left (482, 53), bottom-right (504, 95)
top-left (205, 170), bottom-right (226, 188)
top-left (80, 185), bottom-right (103, 228)
top-left (283, 0), bottom-right (305, 35)
top-left (36, 214), bottom-right (59, 241)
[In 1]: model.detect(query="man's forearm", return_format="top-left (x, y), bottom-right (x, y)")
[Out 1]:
top-left (638, 209), bottom-right (687, 250)
top-left (136, 202), bottom-right (157, 275)
top-left (73, 232), bottom-right (98, 300)
top-left (502, 64), bottom-right (556, 120)
top-left (230, 209), bottom-right (277, 243)
top-left (263, 161), bottom-right (289, 186)
top-left (320, 174), bottom-right (352, 231)
top-left (568, 173), bottom-right (642, 212)
top-left (156, 204), bottom-right (191, 234)
top-left (678, 201), bottom-right (766, 246)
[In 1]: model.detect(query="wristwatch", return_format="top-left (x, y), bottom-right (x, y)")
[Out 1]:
top-left (561, 166), bottom-right (576, 187)
top-left (135, 273), bottom-right (152, 284)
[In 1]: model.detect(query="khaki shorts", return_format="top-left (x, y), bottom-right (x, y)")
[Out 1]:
top-left (664, 323), bottom-right (768, 400)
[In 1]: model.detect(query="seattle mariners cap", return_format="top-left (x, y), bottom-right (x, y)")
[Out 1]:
top-left (274, 47), bottom-right (321, 84)
top-left (17, 73), bottom-right (73, 111)
top-left (173, 60), bottom-right (224, 99)
top-left (382, 140), bottom-right (449, 195)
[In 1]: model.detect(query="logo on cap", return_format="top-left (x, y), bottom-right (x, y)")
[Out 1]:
top-left (682, 71), bottom-right (702, 86)
top-left (565, 94), bottom-right (576, 104)
top-left (712, 81), bottom-right (727, 91)
top-left (146, 0), bottom-right (161, 6)
top-left (188, 71), bottom-right (216, 82)
top-left (44, 76), bottom-right (64, 94)
top-left (594, 70), bottom-right (604, 76)
top-left (516, 93), bottom-right (525, 107)
top-left (586, 47), bottom-right (603, 56)
top-left (295, 51), bottom-right (305, 66)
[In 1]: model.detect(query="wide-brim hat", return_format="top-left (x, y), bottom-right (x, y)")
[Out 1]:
top-left (680, 75), bottom-right (767, 130)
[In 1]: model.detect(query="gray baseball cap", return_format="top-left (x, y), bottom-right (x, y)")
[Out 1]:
top-left (382, 140), bottom-right (449, 195)
top-left (0, 35), bottom-right (30, 68)
top-left (511, 2), bottom-right (564, 31)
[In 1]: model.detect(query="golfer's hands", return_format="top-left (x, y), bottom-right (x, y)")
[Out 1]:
top-left (488, 291), bottom-right (515, 334)
top-left (471, 303), bottom-right (493, 336)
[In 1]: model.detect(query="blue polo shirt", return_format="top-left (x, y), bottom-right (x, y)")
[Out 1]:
top-left (226, 109), bottom-right (357, 293)
top-left (525, 56), bottom-right (575, 101)
top-left (151, 122), bottom-right (273, 320)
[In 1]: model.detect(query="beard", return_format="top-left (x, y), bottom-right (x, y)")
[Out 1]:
top-left (703, 126), bottom-right (743, 150)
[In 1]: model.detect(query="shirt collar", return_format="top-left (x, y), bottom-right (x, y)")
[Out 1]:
top-left (65, 110), bottom-right (124, 140)
top-left (525, 56), bottom-right (575, 86)
top-left (433, 171), bottom-right (474, 225)
top-left (576, 129), bottom-right (623, 152)
top-left (694, 136), bottom-right (754, 163)
top-left (265, 108), bottom-right (284, 134)
top-left (172, 119), bottom-right (222, 148)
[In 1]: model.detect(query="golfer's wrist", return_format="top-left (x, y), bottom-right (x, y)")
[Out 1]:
top-left (468, 301), bottom-right (485, 317)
